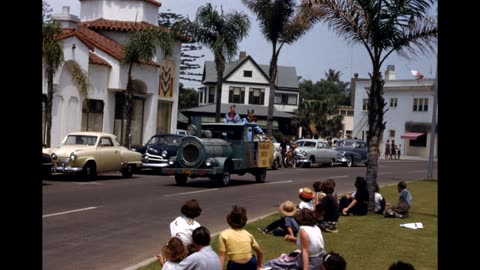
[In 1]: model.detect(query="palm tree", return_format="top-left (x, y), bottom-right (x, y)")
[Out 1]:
top-left (310, 0), bottom-right (437, 209)
top-left (242, 0), bottom-right (322, 135)
top-left (172, 3), bottom-right (250, 122)
top-left (123, 27), bottom-right (174, 147)
top-left (42, 21), bottom-right (64, 147)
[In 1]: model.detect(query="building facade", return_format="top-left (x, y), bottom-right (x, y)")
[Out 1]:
top-left (186, 52), bottom-right (298, 133)
top-left (351, 65), bottom-right (437, 158)
top-left (42, 0), bottom-right (182, 147)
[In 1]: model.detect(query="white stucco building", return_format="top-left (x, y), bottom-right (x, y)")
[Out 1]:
top-left (351, 65), bottom-right (438, 158)
top-left (42, 0), bottom-right (182, 147)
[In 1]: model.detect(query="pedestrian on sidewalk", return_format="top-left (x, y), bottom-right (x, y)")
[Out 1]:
top-left (397, 144), bottom-right (401, 159)
top-left (384, 140), bottom-right (391, 159)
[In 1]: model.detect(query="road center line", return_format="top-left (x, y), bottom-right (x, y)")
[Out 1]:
top-left (378, 172), bottom-right (393, 175)
top-left (164, 189), bottom-right (219, 197)
top-left (266, 180), bottom-right (293, 184)
top-left (329, 175), bottom-right (349, 178)
top-left (43, 206), bottom-right (98, 218)
top-left (74, 182), bottom-right (103, 185)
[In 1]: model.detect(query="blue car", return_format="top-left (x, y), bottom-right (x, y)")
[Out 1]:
top-left (333, 139), bottom-right (368, 167)
top-left (132, 134), bottom-right (185, 169)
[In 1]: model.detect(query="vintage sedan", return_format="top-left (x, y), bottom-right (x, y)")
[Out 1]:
top-left (131, 134), bottom-right (185, 169)
top-left (42, 152), bottom-right (53, 178)
top-left (43, 132), bottom-right (142, 178)
top-left (333, 139), bottom-right (368, 167)
top-left (294, 139), bottom-right (340, 167)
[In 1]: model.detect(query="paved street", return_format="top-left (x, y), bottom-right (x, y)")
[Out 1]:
top-left (43, 159), bottom-right (437, 270)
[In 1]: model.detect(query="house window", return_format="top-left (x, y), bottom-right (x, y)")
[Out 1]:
top-left (82, 99), bottom-right (104, 132)
top-left (390, 98), bottom-right (398, 108)
top-left (249, 88), bottom-right (265, 105)
top-left (199, 92), bottom-right (203, 104)
top-left (208, 87), bottom-right (215, 103)
top-left (347, 110), bottom-right (354, 116)
top-left (274, 93), bottom-right (297, 105)
top-left (243, 70), bottom-right (252, 77)
top-left (389, 129), bottom-right (395, 138)
top-left (113, 93), bottom-right (145, 146)
top-left (362, 99), bottom-right (368, 111)
top-left (409, 133), bottom-right (427, 147)
top-left (229, 87), bottom-right (245, 103)
top-left (413, 98), bottom-right (429, 112)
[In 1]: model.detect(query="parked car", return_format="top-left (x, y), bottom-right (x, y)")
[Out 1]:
top-left (43, 132), bottom-right (142, 179)
top-left (161, 123), bottom-right (272, 186)
top-left (294, 139), bottom-right (340, 167)
top-left (42, 152), bottom-right (53, 178)
top-left (176, 129), bottom-right (187, 135)
top-left (332, 139), bottom-right (368, 167)
top-left (131, 134), bottom-right (185, 169)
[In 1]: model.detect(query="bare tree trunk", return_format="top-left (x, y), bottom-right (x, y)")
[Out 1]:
top-left (45, 69), bottom-right (54, 148)
top-left (267, 44), bottom-right (279, 135)
top-left (214, 56), bottom-right (225, 123)
top-left (365, 64), bottom-right (386, 211)
top-left (124, 63), bottom-right (134, 148)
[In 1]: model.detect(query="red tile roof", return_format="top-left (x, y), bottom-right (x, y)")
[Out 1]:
top-left (89, 52), bottom-right (111, 67)
top-left (79, 0), bottom-right (161, 7)
top-left (79, 18), bottom-right (169, 33)
top-left (57, 26), bottom-right (160, 67)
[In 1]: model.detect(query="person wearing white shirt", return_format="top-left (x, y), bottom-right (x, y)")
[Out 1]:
top-left (170, 199), bottom-right (202, 248)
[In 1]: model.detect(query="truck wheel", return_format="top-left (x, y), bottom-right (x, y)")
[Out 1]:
top-left (217, 173), bottom-right (231, 187)
top-left (255, 168), bottom-right (267, 183)
top-left (121, 164), bottom-right (134, 178)
top-left (175, 175), bottom-right (188, 185)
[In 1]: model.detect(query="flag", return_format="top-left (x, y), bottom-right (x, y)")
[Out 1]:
top-left (411, 70), bottom-right (424, 80)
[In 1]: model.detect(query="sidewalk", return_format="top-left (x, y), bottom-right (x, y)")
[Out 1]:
top-left (379, 155), bottom-right (437, 161)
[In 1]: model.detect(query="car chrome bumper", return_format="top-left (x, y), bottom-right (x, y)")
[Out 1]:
top-left (55, 165), bottom-right (83, 173)
top-left (161, 167), bottom-right (221, 175)
top-left (336, 157), bottom-right (350, 163)
top-left (142, 162), bottom-right (169, 168)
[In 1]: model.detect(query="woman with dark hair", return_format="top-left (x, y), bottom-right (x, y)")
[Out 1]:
top-left (218, 205), bottom-right (263, 270)
top-left (322, 251), bottom-right (346, 270)
top-left (170, 199), bottom-right (202, 247)
top-left (339, 177), bottom-right (369, 216)
top-left (284, 208), bottom-right (326, 270)
top-left (315, 179), bottom-right (340, 233)
top-left (156, 237), bottom-right (188, 269)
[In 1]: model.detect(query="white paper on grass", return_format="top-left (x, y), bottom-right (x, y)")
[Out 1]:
top-left (400, 222), bottom-right (424, 229)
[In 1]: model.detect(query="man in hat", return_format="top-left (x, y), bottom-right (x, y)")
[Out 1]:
top-left (242, 109), bottom-right (264, 138)
top-left (257, 200), bottom-right (299, 238)
top-left (224, 104), bottom-right (241, 123)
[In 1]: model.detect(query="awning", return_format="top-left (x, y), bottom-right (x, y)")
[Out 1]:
top-left (400, 132), bottom-right (424, 140)
top-left (177, 112), bottom-right (189, 123)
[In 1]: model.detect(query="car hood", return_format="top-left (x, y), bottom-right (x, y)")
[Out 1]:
top-left (49, 145), bottom-right (96, 157)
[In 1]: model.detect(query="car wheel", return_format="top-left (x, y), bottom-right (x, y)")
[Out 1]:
top-left (82, 162), bottom-right (96, 180)
top-left (345, 156), bottom-right (353, 167)
top-left (255, 168), bottom-right (267, 183)
top-left (217, 173), bottom-right (231, 187)
top-left (329, 159), bottom-right (335, 167)
top-left (121, 164), bottom-right (134, 178)
top-left (272, 158), bottom-right (280, 170)
top-left (175, 174), bottom-right (188, 185)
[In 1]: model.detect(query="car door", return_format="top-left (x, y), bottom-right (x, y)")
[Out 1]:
top-left (97, 136), bottom-right (122, 172)
top-left (316, 141), bottom-right (328, 163)
top-left (358, 142), bottom-right (368, 161)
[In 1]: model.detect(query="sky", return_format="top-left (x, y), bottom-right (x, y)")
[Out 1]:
top-left (46, 0), bottom-right (438, 89)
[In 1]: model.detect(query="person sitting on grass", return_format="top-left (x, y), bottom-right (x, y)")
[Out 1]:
top-left (315, 180), bottom-right (340, 233)
top-left (374, 183), bottom-right (386, 215)
top-left (298, 187), bottom-right (315, 210)
top-left (322, 251), bottom-right (347, 270)
top-left (170, 199), bottom-right (202, 252)
top-left (218, 205), bottom-right (263, 270)
top-left (176, 226), bottom-right (222, 270)
top-left (385, 181), bottom-right (412, 218)
top-left (156, 237), bottom-right (188, 270)
top-left (339, 176), bottom-right (369, 216)
top-left (257, 200), bottom-right (299, 238)
top-left (313, 181), bottom-right (326, 204)
top-left (388, 260), bottom-right (416, 270)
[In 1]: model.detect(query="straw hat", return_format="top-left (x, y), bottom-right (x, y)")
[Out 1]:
top-left (279, 200), bottom-right (297, 217)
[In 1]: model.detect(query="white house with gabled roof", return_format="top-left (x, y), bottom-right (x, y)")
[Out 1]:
top-left (42, 0), bottom-right (183, 147)
top-left (351, 65), bottom-right (437, 158)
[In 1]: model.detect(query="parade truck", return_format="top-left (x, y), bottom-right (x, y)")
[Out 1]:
top-left (161, 123), bottom-right (274, 186)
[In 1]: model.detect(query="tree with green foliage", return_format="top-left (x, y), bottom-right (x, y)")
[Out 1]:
top-left (42, 21), bottom-right (64, 147)
top-left (308, 0), bottom-right (437, 210)
top-left (242, 0), bottom-right (321, 135)
top-left (172, 4), bottom-right (250, 122)
top-left (123, 27), bottom-right (175, 147)
top-left (178, 83), bottom-right (199, 109)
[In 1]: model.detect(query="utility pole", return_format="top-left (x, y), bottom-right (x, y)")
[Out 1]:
top-left (427, 67), bottom-right (438, 179)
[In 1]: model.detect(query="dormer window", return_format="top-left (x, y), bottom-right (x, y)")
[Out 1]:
top-left (243, 70), bottom-right (252, 77)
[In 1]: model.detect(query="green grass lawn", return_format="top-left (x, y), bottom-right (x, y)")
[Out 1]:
top-left (139, 179), bottom-right (437, 270)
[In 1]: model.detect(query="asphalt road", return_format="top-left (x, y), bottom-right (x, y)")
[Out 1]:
top-left (43, 159), bottom-right (437, 270)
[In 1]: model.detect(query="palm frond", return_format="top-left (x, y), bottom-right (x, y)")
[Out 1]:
top-left (64, 60), bottom-right (90, 98)
top-left (43, 21), bottom-right (64, 74)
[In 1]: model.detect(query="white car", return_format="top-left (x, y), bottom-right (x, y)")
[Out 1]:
top-left (294, 139), bottom-right (340, 167)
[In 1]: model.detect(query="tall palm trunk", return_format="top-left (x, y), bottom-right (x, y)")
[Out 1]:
top-left (124, 63), bottom-right (134, 148)
top-left (214, 55), bottom-right (225, 123)
top-left (45, 68), bottom-right (54, 147)
top-left (267, 43), bottom-right (279, 135)
top-left (365, 62), bottom-right (386, 210)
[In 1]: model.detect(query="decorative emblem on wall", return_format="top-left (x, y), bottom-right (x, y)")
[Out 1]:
top-left (159, 60), bottom-right (174, 97)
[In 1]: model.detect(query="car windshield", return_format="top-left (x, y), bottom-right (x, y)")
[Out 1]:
top-left (63, 135), bottom-right (98, 146)
top-left (296, 141), bottom-right (317, 147)
top-left (149, 136), bottom-right (182, 146)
